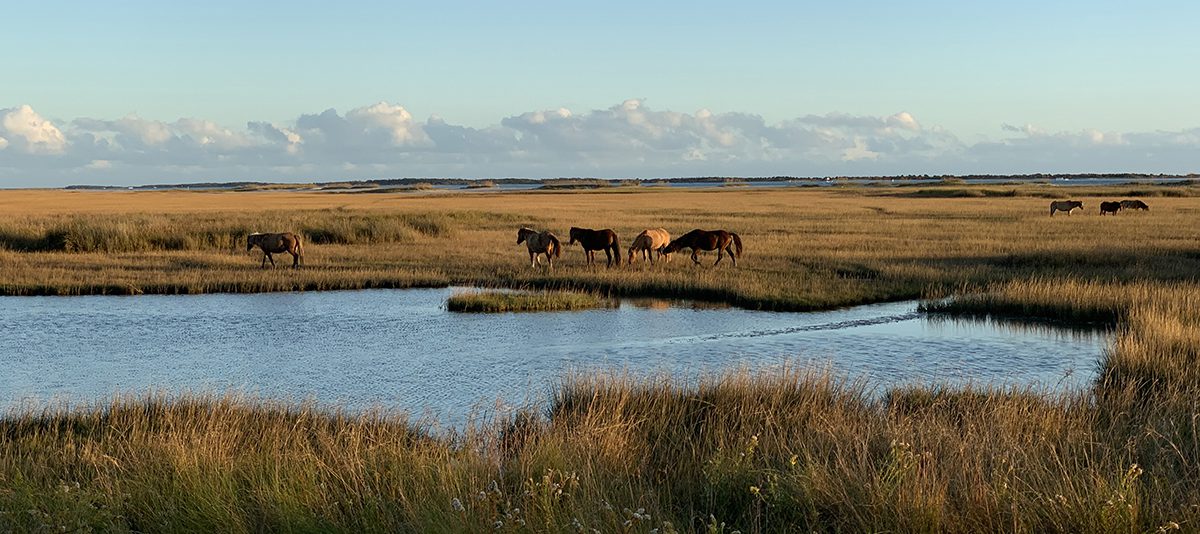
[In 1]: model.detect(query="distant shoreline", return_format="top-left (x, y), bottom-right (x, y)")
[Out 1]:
top-left (61, 172), bottom-right (1200, 191)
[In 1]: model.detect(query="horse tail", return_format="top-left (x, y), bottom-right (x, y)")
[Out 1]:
top-left (731, 233), bottom-right (743, 257)
top-left (295, 234), bottom-right (305, 266)
top-left (549, 234), bottom-right (561, 258)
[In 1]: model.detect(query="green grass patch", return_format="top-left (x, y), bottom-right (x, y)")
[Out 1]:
top-left (447, 290), bottom-right (609, 312)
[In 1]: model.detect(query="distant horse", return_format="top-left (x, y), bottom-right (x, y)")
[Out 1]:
top-left (1120, 199), bottom-right (1150, 211)
top-left (1049, 200), bottom-right (1084, 216)
top-left (247, 232), bottom-right (303, 269)
top-left (1100, 201), bottom-right (1122, 216)
top-left (662, 229), bottom-right (743, 266)
top-left (568, 227), bottom-right (621, 267)
top-left (627, 228), bottom-right (671, 265)
top-left (516, 227), bottom-right (561, 269)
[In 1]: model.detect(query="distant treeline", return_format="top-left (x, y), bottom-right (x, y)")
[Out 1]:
top-left (64, 172), bottom-right (1200, 191)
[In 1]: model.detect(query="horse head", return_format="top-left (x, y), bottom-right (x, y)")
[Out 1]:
top-left (568, 227), bottom-right (581, 245)
top-left (246, 233), bottom-right (262, 251)
top-left (661, 239), bottom-right (681, 255)
top-left (516, 228), bottom-right (531, 245)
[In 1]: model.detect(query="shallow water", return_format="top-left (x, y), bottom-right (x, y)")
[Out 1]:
top-left (0, 288), bottom-right (1109, 421)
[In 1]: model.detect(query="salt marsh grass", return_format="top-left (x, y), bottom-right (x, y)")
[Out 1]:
top-left (446, 289), bottom-right (609, 312)
top-left (3, 184), bottom-right (1200, 531)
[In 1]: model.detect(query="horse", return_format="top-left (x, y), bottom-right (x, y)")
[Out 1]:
top-left (247, 232), bottom-right (303, 269)
top-left (627, 228), bottom-right (671, 265)
top-left (662, 229), bottom-right (742, 266)
top-left (568, 227), bottom-right (621, 267)
top-left (516, 227), bottom-right (561, 269)
top-left (1099, 201), bottom-right (1122, 216)
top-left (1049, 200), bottom-right (1084, 216)
top-left (1120, 199), bottom-right (1150, 211)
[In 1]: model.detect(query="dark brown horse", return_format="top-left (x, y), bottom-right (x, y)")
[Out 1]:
top-left (516, 227), bottom-right (561, 269)
top-left (662, 229), bottom-right (743, 266)
top-left (1120, 199), bottom-right (1150, 211)
top-left (568, 227), bottom-right (621, 267)
top-left (1099, 201), bottom-right (1122, 215)
top-left (247, 232), bottom-right (304, 268)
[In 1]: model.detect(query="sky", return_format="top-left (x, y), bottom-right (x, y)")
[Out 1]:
top-left (1, 1), bottom-right (1198, 186)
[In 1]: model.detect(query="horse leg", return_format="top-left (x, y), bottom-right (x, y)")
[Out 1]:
top-left (727, 244), bottom-right (737, 266)
top-left (691, 250), bottom-right (700, 265)
top-left (291, 251), bottom-right (299, 269)
top-left (260, 253), bottom-right (267, 269)
top-left (604, 248), bottom-right (612, 268)
top-left (529, 251), bottom-right (536, 268)
top-left (266, 253), bottom-right (276, 268)
top-left (715, 247), bottom-right (724, 266)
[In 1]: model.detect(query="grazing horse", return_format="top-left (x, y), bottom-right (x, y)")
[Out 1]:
top-left (627, 228), bottom-right (671, 265)
top-left (662, 229), bottom-right (743, 266)
top-left (247, 232), bottom-right (303, 269)
top-left (1100, 201), bottom-right (1122, 215)
top-left (1120, 199), bottom-right (1150, 211)
top-left (1049, 200), bottom-right (1084, 216)
top-left (516, 227), bottom-right (561, 269)
top-left (568, 227), bottom-right (621, 267)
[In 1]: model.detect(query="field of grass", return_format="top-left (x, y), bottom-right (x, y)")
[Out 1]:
top-left (3, 183), bottom-right (1200, 531)
top-left (0, 183), bottom-right (1197, 307)
top-left (446, 289), bottom-right (609, 312)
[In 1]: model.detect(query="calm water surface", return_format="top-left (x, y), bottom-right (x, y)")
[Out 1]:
top-left (0, 288), bottom-right (1108, 421)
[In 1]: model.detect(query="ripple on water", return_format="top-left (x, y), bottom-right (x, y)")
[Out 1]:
top-left (0, 288), bottom-right (1110, 423)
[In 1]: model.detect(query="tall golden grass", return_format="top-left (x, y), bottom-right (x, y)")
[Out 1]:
top-left (2, 184), bottom-right (1200, 531)
top-left (0, 184), bottom-right (1197, 308)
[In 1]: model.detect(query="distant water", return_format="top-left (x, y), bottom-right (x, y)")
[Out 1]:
top-left (0, 288), bottom-right (1108, 423)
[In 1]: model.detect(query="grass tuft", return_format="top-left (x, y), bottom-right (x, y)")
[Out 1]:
top-left (447, 289), bottom-right (609, 312)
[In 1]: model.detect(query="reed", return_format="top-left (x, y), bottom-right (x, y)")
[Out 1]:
top-left (2, 365), bottom-right (1196, 532)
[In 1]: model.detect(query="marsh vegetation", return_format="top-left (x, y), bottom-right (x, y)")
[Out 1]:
top-left (1, 183), bottom-right (1200, 531)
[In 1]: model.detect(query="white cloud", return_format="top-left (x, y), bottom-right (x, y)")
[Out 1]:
top-left (0, 100), bottom-right (1197, 186)
top-left (0, 105), bottom-right (67, 154)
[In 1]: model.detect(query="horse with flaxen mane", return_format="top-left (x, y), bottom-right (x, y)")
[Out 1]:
top-left (662, 229), bottom-right (742, 266)
top-left (627, 228), bottom-right (671, 265)
top-left (247, 232), bottom-right (304, 269)
top-left (569, 227), bottom-right (621, 267)
top-left (1049, 200), bottom-right (1083, 216)
top-left (516, 227), bottom-right (561, 269)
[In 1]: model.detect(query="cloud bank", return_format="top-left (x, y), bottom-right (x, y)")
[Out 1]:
top-left (0, 100), bottom-right (1196, 186)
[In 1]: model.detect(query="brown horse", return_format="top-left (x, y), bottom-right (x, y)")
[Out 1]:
top-left (516, 227), bottom-right (561, 269)
top-left (1120, 199), bottom-right (1150, 211)
top-left (247, 232), bottom-right (304, 268)
top-left (662, 229), bottom-right (743, 266)
top-left (568, 227), bottom-right (621, 267)
top-left (1099, 201), bottom-right (1122, 215)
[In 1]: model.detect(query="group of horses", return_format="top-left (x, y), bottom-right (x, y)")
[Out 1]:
top-left (1049, 199), bottom-right (1150, 216)
top-left (517, 227), bottom-right (742, 269)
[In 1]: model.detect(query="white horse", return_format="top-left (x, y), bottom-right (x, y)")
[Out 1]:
top-left (1049, 200), bottom-right (1083, 216)
top-left (627, 228), bottom-right (671, 264)
top-left (516, 227), bottom-right (561, 269)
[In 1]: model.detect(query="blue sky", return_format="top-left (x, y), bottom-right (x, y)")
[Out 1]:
top-left (2, 1), bottom-right (1198, 185)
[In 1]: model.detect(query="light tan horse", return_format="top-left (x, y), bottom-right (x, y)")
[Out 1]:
top-left (247, 232), bottom-right (304, 268)
top-left (516, 227), bottom-right (561, 269)
top-left (627, 228), bottom-right (671, 264)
